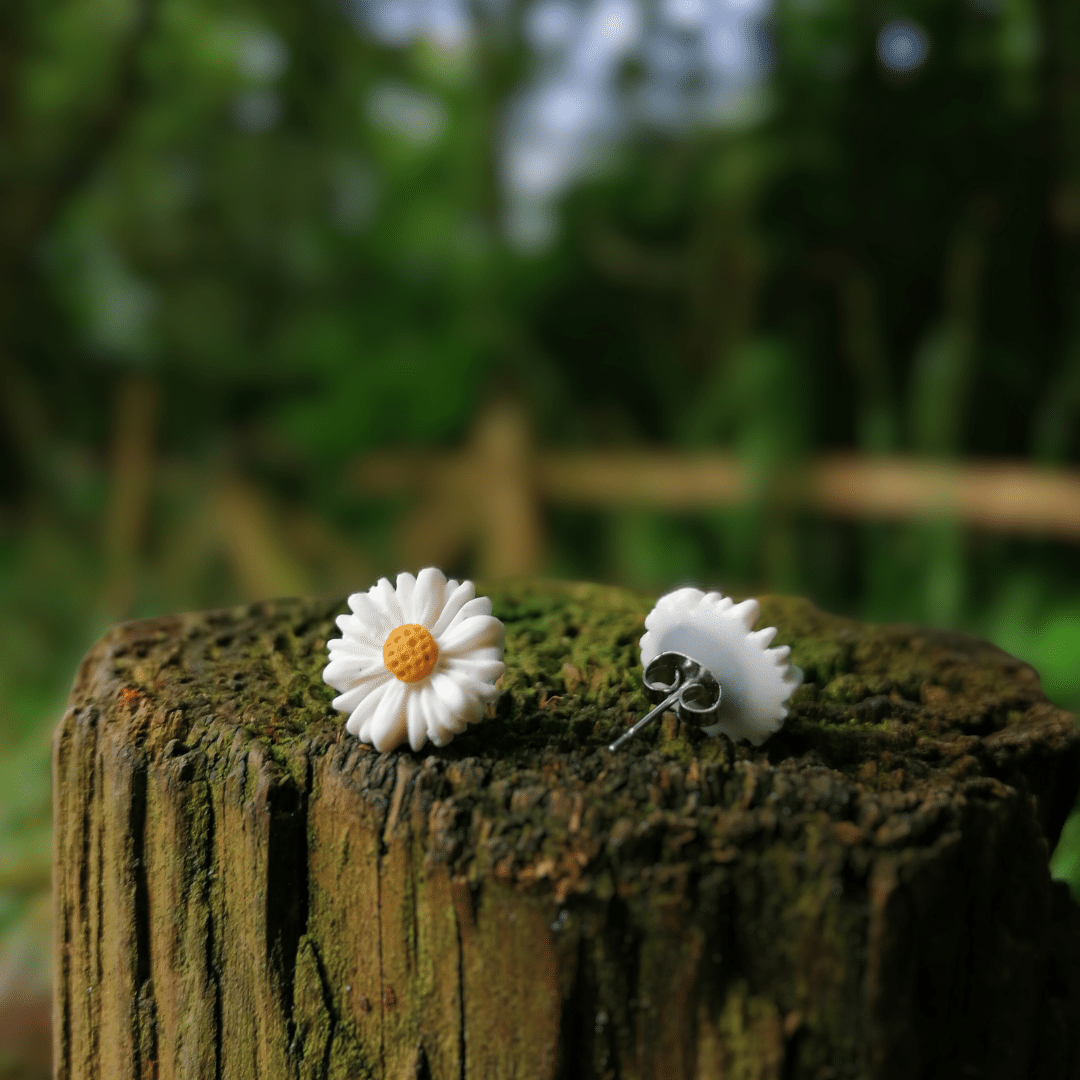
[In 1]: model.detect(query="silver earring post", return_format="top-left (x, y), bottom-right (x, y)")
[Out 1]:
top-left (608, 651), bottom-right (722, 752)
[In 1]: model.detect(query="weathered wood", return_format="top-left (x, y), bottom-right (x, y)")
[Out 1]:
top-left (52, 581), bottom-right (1080, 1080)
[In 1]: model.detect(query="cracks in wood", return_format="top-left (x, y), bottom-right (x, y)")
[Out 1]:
top-left (91, 721), bottom-right (104, 1078)
top-left (313, 943), bottom-right (338, 1080)
top-left (375, 847), bottom-right (386, 1079)
top-left (388, 759), bottom-right (423, 984)
top-left (128, 758), bottom-right (157, 1077)
top-left (58, 910), bottom-right (72, 1080)
top-left (54, 719), bottom-right (74, 1080)
top-left (605, 899), bottom-right (641, 1079)
top-left (76, 710), bottom-right (96, 956)
top-left (266, 768), bottom-right (311, 1049)
top-left (557, 932), bottom-right (593, 1080)
top-left (288, 934), bottom-right (337, 1079)
top-left (202, 774), bottom-right (224, 1080)
top-left (129, 762), bottom-right (151, 986)
top-left (135, 979), bottom-right (158, 1080)
top-left (452, 881), bottom-right (467, 1080)
top-left (412, 1041), bottom-right (433, 1080)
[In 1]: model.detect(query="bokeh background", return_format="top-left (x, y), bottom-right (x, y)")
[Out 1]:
top-left (3, 0), bottom-right (1080, 1072)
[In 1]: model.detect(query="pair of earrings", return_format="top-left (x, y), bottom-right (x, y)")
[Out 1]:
top-left (323, 568), bottom-right (802, 755)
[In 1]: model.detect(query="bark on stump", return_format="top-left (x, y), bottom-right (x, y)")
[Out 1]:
top-left (52, 581), bottom-right (1080, 1080)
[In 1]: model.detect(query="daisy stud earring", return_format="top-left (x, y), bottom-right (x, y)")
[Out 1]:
top-left (609, 588), bottom-right (802, 752)
top-left (323, 568), bottom-right (506, 753)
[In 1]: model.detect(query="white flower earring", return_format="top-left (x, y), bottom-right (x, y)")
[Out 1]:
top-left (323, 567), bottom-right (506, 753)
top-left (609, 588), bottom-right (802, 751)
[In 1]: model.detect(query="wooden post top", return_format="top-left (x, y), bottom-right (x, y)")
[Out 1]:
top-left (64, 579), bottom-right (1080, 895)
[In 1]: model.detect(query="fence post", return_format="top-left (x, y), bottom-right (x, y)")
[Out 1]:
top-left (471, 398), bottom-right (544, 579)
top-left (53, 582), bottom-right (1080, 1079)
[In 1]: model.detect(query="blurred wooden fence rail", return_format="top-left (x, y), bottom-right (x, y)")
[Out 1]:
top-left (352, 401), bottom-right (1080, 579)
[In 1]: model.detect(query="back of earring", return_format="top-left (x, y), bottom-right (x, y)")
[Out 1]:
top-left (610, 587), bottom-right (801, 750)
top-left (608, 651), bottom-right (721, 751)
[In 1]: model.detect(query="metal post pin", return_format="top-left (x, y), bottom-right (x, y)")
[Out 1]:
top-left (608, 651), bottom-right (722, 752)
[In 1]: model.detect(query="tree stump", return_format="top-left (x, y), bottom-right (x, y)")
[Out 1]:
top-left (52, 581), bottom-right (1080, 1080)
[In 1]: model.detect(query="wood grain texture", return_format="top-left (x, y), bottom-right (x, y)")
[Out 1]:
top-left (53, 581), bottom-right (1080, 1079)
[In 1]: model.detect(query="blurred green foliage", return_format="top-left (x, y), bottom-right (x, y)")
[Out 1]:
top-left (1, 0), bottom-right (1079, 1022)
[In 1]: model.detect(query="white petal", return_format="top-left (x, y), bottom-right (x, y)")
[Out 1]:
top-left (332, 669), bottom-right (392, 712)
top-left (431, 719), bottom-right (458, 745)
top-left (439, 614), bottom-right (505, 658)
top-left (442, 595), bottom-right (493, 635)
top-left (395, 572), bottom-right (417, 618)
top-left (444, 655), bottom-right (505, 685)
top-left (346, 591), bottom-right (396, 640)
top-left (429, 671), bottom-right (469, 730)
top-left (454, 644), bottom-right (502, 664)
top-left (411, 567), bottom-right (446, 627)
top-left (419, 682), bottom-right (445, 739)
top-left (323, 656), bottom-right (386, 692)
top-left (646, 587), bottom-right (704, 629)
top-left (430, 671), bottom-right (483, 730)
top-left (346, 680), bottom-right (391, 736)
top-left (369, 577), bottom-right (404, 628)
top-left (369, 680), bottom-right (409, 752)
top-left (334, 612), bottom-right (363, 637)
top-left (732, 598), bottom-right (760, 630)
top-left (406, 690), bottom-right (429, 752)
top-left (461, 694), bottom-right (484, 726)
top-left (430, 580), bottom-right (476, 636)
top-left (327, 630), bottom-right (363, 653)
top-left (326, 642), bottom-right (382, 667)
top-left (449, 672), bottom-right (500, 707)
top-left (426, 684), bottom-right (457, 745)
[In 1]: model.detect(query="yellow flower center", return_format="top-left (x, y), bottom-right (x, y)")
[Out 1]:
top-left (383, 624), bottom-right (439, 683)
